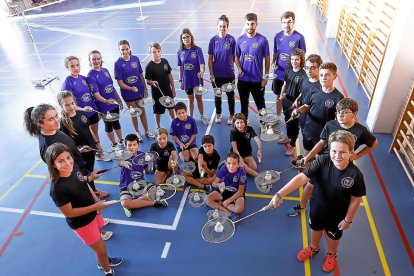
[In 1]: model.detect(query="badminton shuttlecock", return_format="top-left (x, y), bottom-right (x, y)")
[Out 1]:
top-left (165, 97), bottom-right (171, 104)
top-left (106, 111), bottom-right (113, 119)
top-left (144, 153), bottom-right (152, 162)
top-left (258, 157), bottom-right (262, 163)
top-left (193, 192), bottom-right (200, 202)
top-left (212, 209), bottom-right (219, 219)
top-left (132, 182), bottom-right (139, 190)
top-left (200, 170), bottom-right (205, 178)
top-left (260, 109), bottom-right (266, 116)
top-left (214, 222), bottom-right (224, 233)
top-left (172, 177), bottom-right (180, 184)
top-left (264, 171), bottom-right (272, 181)
top-left (266, 128), bottom-right (273, 135)
top-left (268, 72), bottom-right (274, 79)
top-left (198, 86), bottom-right (203, 92)
top-left (156, 187), bottom-right (165, 197)
top-left (227, 84), bottom-right (232, 90)
top-left (129, 107), bottom-right (135, 114)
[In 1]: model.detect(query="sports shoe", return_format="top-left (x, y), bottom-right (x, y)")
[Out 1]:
top-left (278, 137), bottom-right (291, 144)
top-left (228, 212), bottom-right (239, 222)
top-left (215, 114), bottom-right (222, 123)
top-left (117, 139), bottom-right (124, 146)
top-left (227, 116), bottom-right (233, 125)
top-left (97, 257), bottom-right (123, 269)
top-left (111, 144), bottom-right (120, 151)
top-left (136, 132), bottom-right (143, 143)
top-left (103, 218), bottom-right (110, 226)
top-left (123, 207), bottom-right (132, 217)
top-left (96, 154), bottom-right (112, 162)
top-left (104, 269), bottom-right (115, 276)
top-left (145, 130), bottom-right (156, 139)
top-left (200, 115), bottom-right (209, 126)
top-left (154, 199), bottom-right (168, 207)
top-left (100, 231), bottom-right (113, 241)
top-left (287, 204), bottom-right (306, 217)
top-left (297, 246), bottom-right (319, 261)
top-left (322, 252), bottom-right (337, 272)
top-left (285, 146), bottom-right (295, 156)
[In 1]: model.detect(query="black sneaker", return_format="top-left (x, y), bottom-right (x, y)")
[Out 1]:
top-left (287, 204), bottom-right (306, 217)
top-left (154, 199), bottom-right (168, 208)
top-left (97, 257), bottom-right (123, 270)
top-left (104, 269), bottom-right (115, 276)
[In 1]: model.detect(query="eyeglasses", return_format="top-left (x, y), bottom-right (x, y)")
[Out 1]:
top-left (335, 111), bottom-right (353, 116)
top-left (305, 66), bottom-right (317, 70)
top-left (281, 21), bottom-right (294, 25)
top-left (181, 35), bottom-right (190, 40)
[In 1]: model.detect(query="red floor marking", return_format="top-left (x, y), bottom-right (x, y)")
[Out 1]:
top-left (312, 11), bottom-right (414, 267)
top-left (0, 178), bottom-right (49, 256)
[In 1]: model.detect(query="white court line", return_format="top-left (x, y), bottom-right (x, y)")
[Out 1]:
top-left (161, 242), bottom-right (171, 258)
top-left (171, 187), bottom-right (190, 230)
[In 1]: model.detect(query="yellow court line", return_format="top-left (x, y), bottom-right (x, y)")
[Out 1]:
top-left (0, 160), bottom-right (43, 203)
top-left (25, 174), bottom-right (47, 179)
top-left (362, 196), bottom-right (391, 275)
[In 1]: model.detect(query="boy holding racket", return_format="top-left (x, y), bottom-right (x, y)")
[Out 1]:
top-left (207, 152), bottom-right (246, 220)
top-left (270, 130), bottom-right (366, 272)
top-left (120, 133), bottom-right (167, 218)
top-left (287, 98), bottom-right (378, 216)
top-left (170, 102), bottom-right (199, 162)
top-left (182, 134), bottom-right (220, 189)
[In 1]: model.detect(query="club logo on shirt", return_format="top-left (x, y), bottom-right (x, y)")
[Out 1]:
top-left (280, 53), bottom-right (290, 62)
top-left (184, 63), bottom-right (194, 70)
top-left (130, 171), bottom-right (142, 178)
top-left (252, 42), bottom-right (259, 48)
top-left (232, 176), bottom-right (238, 183)
top-left (224, 42), bottom-right (230, 50)
top-left (226, 186), bottom-right (237, 192)
top-left (294, 76), bottom-right (301, 84)
top-left (180, 135), bottom-right (189, 142)
top-left (104, 71), bottom-right (110, 78)
top-left (164, 64), bottom-right (169, 71)
top-left (81, 114), bottom-right (88, 123)
top-left (104, 85), bottom-right (113, 94)
top-left (184, 123), bottom-right (192, 130)
top-left (135, 158), bottom-right (145, 165)
top-left (191, 52), bottom-right (197, 58)
top-left (127, 76), bottom-right (138, 84)
top-left (341, 177), bottom-right (354, 189)
top-left (131, 62), bottom-right (138, 69)
top-left (325, 99), bottom-right (335, 108)
top-left (163, 151), bottom-right (170, 157)
top-left (77, 172), bottom-right (84, 182)
top-left (289, 41), bottom-right (296, 48)
top-left (244, 54), bottom-right (255, 62)
top-left (240, 175), bottom-right (246, 183)
top-left (88, 83), bottom-right (94, 91)
top-left (81, 93), bottom-right (92, 102)
top-left (244, 133), bottom-right (251, 139)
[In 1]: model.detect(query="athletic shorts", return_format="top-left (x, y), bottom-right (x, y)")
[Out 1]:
top-left (88, 113), bottom-right (100, 125)
top-left (185, 88), bottom-right (195, 96)
top-left (272, 78), bottom-right (284, 95)
top-left (177, 143), bottom-right (197, 153)
top-left (308, 213), bottom-right (343, 241)
top-left (221, 189), bottom-right (245, 202)
top-left (73, 213), bottom-right (103, 245)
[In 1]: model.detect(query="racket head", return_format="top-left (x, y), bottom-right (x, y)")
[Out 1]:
top-left (132, 151), bottom-right (159, 165)
top-left (165, 175), bottom-right (186, 188)
top-left (213, 87), bottom-right (223, 97)
top-left (146, 184), bottom-right (176, 201)
top-left (188, 191), bottom-right (207, 207)
top-left (124, 107), bottom-right (143, 117)
top-left (138, 97), bottom-right (155, 108)
top-left (159, 96), bottom-right (175, 108)
top-left (193, 85), bottom-right (208, 95)
top-left (206, 209), bottom-right (228, 220)
top-left (260, 129), bottom-right (283, 142)
top-left (102, 112), bottom-right (120, 122)
top-left (181, 161), bottom-right (197, 173)
top-left (127, 179), bottom-right (149, 197)
top-left (109, 150), bottom-right (133, 160)
top-left (201, 217), bottom-right (235, 243)
top-left (254, 170), bottom-right (280, 193)
top-left (221, 82), bottom-right (236, 92)
top-left (262, 73), bottom-right (276, 80)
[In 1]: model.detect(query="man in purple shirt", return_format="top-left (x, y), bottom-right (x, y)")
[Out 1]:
top-left (235, 13), bottom-right (270, 120)
top-left (272, 11), bottom-right (306, 114)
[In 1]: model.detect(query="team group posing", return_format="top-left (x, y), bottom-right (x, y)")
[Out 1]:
top-left (23, 11), bottom-right (379, 275)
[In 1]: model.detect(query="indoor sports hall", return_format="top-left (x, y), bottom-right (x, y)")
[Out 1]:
top-left (0, 0), bottom-right (413, 275)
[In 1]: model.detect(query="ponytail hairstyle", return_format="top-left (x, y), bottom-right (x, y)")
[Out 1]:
top-left (24, 104), bottom-right (56, 137)
top-left (56, 91), bottom-right (78, 138)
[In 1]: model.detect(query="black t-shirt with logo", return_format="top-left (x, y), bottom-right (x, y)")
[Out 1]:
top-left (150, 141), bottom-right (176, 172)
top-left (230, 126), bottom-right (257, 158)
top-left (50, 168), bottom-right (96, 229)
top-left (145, 58), bottom-right (173, 99)
top-left (304, 154), bottom-right (366, 219)
top-left (192, 147), bottom-right (221, 178)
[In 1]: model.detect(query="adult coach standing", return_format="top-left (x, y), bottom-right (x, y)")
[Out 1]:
top-left (235, 13), bottom-right (270, 121)
top-left (272, 11), bottom-right (306, 114)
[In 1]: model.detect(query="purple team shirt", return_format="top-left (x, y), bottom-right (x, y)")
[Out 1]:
top-left (169, 116), bottom-right (198, 148)
top-left (208, 34), bottom-right (236, 78)
top-left (216, 165), bottom-right (247, 192)
top-left (273, 30), bottom-right (306, 80)
top-left (61, 75), bottom-right (97, 118)
top-left (114, 55), bottom-right (145, 101)
top-left (119, 152), bottom-right (147, 189)
top-left (177, 46), bottom-right (205, 89)
top-left (87, 67), bottom-right (118, 113)
top-left (235, 33), bottom-right (270, 83)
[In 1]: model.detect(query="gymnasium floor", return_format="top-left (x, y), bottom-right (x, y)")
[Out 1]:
top-left (0, 0), bottom-right (413, 275)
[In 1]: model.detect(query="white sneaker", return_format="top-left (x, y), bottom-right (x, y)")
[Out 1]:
top-left (111, 144), bottom-right (120, 151)
top-left (103, 218), bottom-right (110, 227)
top-left (215, 114), bottom-right (222, 124)
top-left (96, 154), bottom-right (112, 162)
top-left (201, 115), bottom-right (209, 126)
top-left (136, 132), bottom-right (143, 143)
top-left (227, 116), bottom-right (233, 125)
top-left (101, 231), bottom-right (113, 241)
top-left (145, 130), bottom-right (156, 139)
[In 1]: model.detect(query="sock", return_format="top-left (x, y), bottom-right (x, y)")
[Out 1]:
top-left (105, 268), bottom-right (113, 275)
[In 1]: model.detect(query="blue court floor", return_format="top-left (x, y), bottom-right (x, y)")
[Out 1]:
top-left (0, 0), bottom-right (413, 275)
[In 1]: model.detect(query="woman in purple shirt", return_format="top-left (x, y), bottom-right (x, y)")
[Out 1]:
top-left (62, 56), bottom-right (100, 148)
top-left (177, 28), bottom-right (209, 126)
top-left (87, 50), bottom-right (124, 150)
top-left (114, 40), bottom-right (155, 142)
top-left (208, 15), bottom-right (236, 125)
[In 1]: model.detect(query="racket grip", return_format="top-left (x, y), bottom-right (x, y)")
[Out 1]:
top-left (97, 168), bottom-right (110, 174)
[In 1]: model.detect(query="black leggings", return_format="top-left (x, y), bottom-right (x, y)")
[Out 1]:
top-left (237, 80), bottom-right (266, 118)
top-left (283, 107), bottom-right (300, 147)
top-left (214, 77), bottom-right (235, 115)
top-left (82, 151), bottom-right (97, 191)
